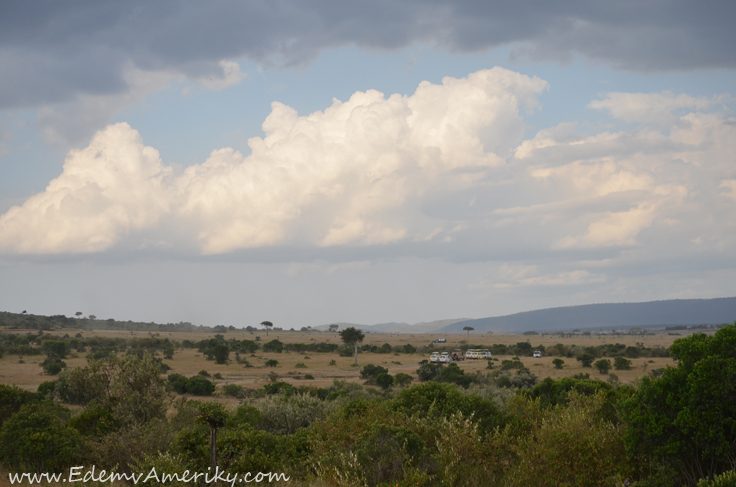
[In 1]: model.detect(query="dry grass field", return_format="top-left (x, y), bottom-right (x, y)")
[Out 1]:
top-left (0, 327), bottom-right (693, 394)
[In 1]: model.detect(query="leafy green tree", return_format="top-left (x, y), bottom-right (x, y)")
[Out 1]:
top-left (56, 353), bottom-right (168, 426)
top-left (620, 324), bottom-right (736, 484)
top-left (577, 352), bottom-right (595, 367)
top-left (262, 339), bottom-right (284, 353)
top-left (614, 356), bottom-right (632, 370)
top-left (0, 384), bottom-right (41, 427)
top-left (185, 376), bottom-right (216, 396)
top-left (360, 364), bottom-right (388, 381)
top-left (211, 344), bottom-right (229, 364)
top-left (594, 359), bottom-right (612, 374)
top-left (375, 372), bottom-right (394, 389)
top-left (339, 327), bottom-right (365, 366)
top-left (393, 373), bottom-right (413, 387)
top-left (553, 358), bottom-right (565, 369)
top-left (0, 403), bottom-right (82, 472)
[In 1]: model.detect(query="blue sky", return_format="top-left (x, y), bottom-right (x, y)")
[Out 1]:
top-left (1, 2), bottom-right (735, 328)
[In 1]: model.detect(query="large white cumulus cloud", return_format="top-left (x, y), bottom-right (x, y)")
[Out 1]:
top-left (1, 66), bottom-right (735, 290)
top-left (0, 124), bottom-right (172, 253)
top-left (0, 68), bottom-right (548, 254)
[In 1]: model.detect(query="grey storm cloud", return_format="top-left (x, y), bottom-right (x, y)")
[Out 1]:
top-left (1, 0), bottom-right (735, 110)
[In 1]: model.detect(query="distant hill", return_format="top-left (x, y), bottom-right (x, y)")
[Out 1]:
top-left (440, 297), bottom-right (736, 334)
top-left (314, 319), bottom-right (468, 334)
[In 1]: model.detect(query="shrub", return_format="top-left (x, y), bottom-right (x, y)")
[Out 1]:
top-left (553, 358), bottom-right (565, 369)
top-left (265, 359), bottom-right (279, 367)
top-left (375, 372), bottom-right (394, 389)
top-left (256, 393), bottom-right (332, 434)
top-left (263, 382), bottom-right (294, 396)
top-left (393, 373), bottom-right (413, 387)
top-left (0, 403), bottom-right (82, 472)
top-left (262, 340), bottom-right (284, 353)
top-left (504, 393), bottom-right (629, 487)
top-left (222, 384), bottom-right (244, 398)
top-left (360, 364), bottom-right (388, 380)
top-left (328, 359), bottom-right (337, 366)
top-left (184, 376), bottom-right (216, 396)
top-left (168, 373), bottom-right (188, 394)
top-left (577, 352), bottom-right (595, 367)
top-left (295, 362), bottom-right (307, 368)
top-left (614, 356), bottom-right (632, 370)
top-left (304, 374), bottom-right (314, 380)
top-left (0, 385), bottom-right (41, 428)
top-left (697, 470), bottom-right (736, 487)
top-left (41, 357), bottom-right (66, 375)
top-left (594, 359), bottom-right (612, 374)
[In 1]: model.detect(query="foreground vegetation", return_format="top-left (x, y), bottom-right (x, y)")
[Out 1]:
top-left (1, 323), bottom-right (735, 486)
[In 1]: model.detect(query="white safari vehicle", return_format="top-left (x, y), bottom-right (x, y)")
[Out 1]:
top-left (430, 352), bottom-right (439, 363)
top-left (533, 350), bottom-right (542, 358)
top-left (439, 352), bottom-right (451, 363)
top-left (481, 349), bottom-right (492, 359)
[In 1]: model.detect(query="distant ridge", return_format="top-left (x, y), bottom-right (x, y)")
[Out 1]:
top-left (440, 297), bottom-right (736, 334)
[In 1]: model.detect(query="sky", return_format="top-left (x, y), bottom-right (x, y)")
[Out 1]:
top-left (1, 1), bottom-right (735, 329)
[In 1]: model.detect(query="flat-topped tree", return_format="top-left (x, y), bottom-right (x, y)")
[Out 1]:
top-left (261, 321), bottom-right (273, 336)
top-left (339, 326), bottom-right (365, 366)
top-left (463, 326), bottom-right (474, 338)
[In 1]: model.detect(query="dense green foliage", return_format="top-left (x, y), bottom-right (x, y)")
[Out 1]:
top-left (1, 323), bottom-right (735, 486)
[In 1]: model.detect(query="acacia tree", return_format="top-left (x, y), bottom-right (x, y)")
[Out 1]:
top-left (197, 402), bottom-right (228, 471)
top-left (339, 327), bottom-right (365, 366)
top-left (328, 324), bottom-right (339, 332)
top-left (463, 326), bottom-right (474, 338)
top-left (261, 321), bottom-right (273, 336)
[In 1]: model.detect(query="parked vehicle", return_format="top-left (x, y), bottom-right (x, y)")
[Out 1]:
top-left (533, 350), bottom-right (542, 358)
top-left (430, 352), bottom-right (439, 363)
top-left (439, 352), bottom-right (451, 363)
top-left (433, 338), bottom-right (447, 343)
top-left (480, 349), bottom-right (492, 359)
top-left (451, 349), bottom-right (465, 361)
top-left (466, 349), bottom-right (483, 359)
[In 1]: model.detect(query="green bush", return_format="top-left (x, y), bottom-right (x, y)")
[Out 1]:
top-left (265, 359), bottom-right (279, 367)
top-left (553, 358), bottom-right (565, 369)
top-left (594, 359), bottom-right (612, 374)
top-left (0, 384), bottom-right (41, 427)
top-left (222, 384), bottom-right (244, 398)
top-left (614, 356), bottom-right (632, 370)
top-left (0, 403), bottom-right (82, 472)
top-left (184, 376), bottom-right (216, 396)
top-left (375, 372), bottom-right (394, 389)
top-left (697, 470), bottom-right (736, 487)
top-left (262, 340), bottom-right (284, 353)
top-left (504, 393), bottom-right (629, 487)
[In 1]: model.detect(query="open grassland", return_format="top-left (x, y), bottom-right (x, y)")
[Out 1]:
top-left (0, 327), bottom-right (688, 394)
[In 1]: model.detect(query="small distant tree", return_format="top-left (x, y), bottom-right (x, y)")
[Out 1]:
top-left (552, 358), bottom-right (565, 369)
top-left (577, 353), bottom-right (595, 368)
top-left (261, 321), bottom-right (273, 336)
top-left (328, 324), bottom-right (339, 332)
top-left (339, 327), bottom-right (365, 366)
top-left (594, 359), bottom-right (612, 375)
top-left (75, 312), bottom-right (83, 318)
top-left (88, 315), bottom-right (96, 320)
top-left (614, 356), bottom-right (632, 370)
top-left (463, 326), bottom-right (474, 337)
